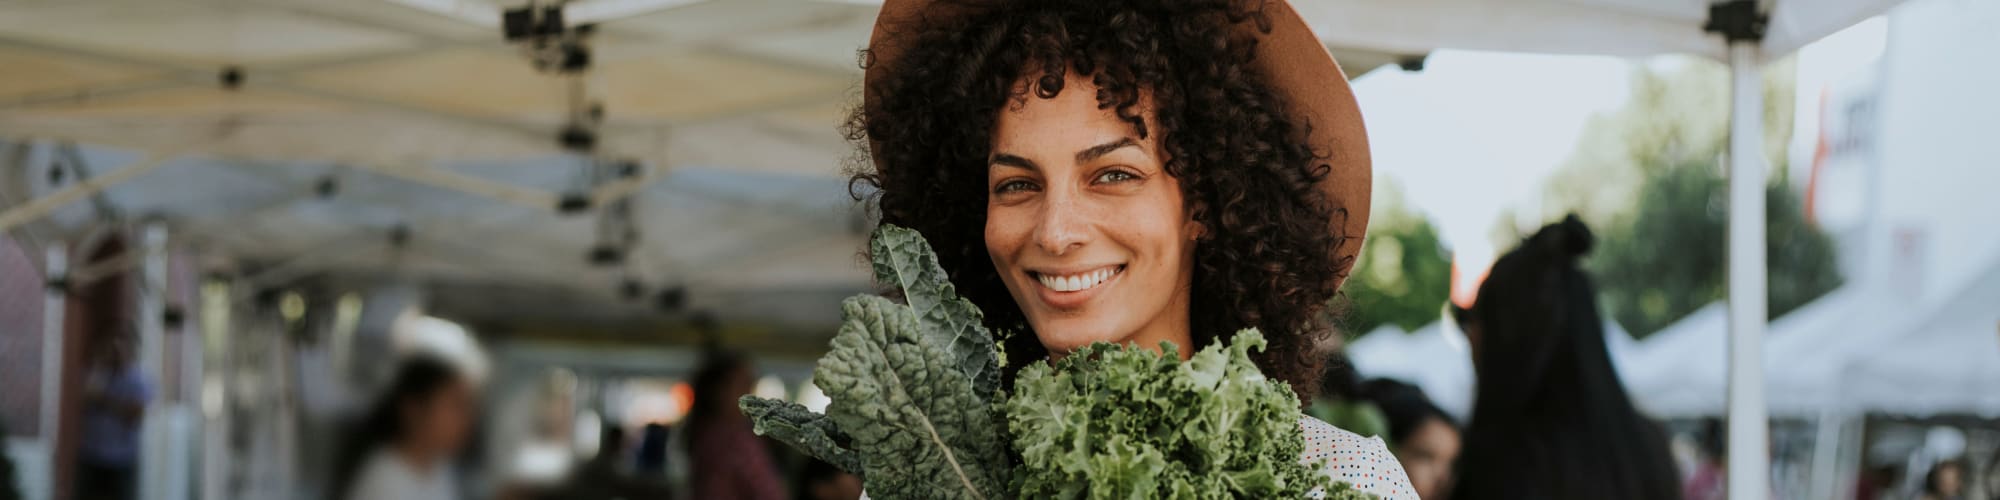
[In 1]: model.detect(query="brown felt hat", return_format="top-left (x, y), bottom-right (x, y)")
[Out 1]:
top-left (864, 0), bottom-right (1373, 290)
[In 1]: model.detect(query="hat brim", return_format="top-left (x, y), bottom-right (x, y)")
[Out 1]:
top-left (864, 0), bottom-right (1372, 291)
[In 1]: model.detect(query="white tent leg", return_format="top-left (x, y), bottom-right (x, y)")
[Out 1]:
top-left (1725, 41), bottom-right (1772, 500)
top-left (1805, 408), bottom-right (1848, 500)
top-left (136, 221), bottom-right (168, 500)
top-left (39, 242), bottom-right (66, 500)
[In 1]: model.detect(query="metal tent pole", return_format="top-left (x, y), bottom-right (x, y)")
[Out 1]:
top-left (39, 242), bottom-right (67, 500)
top-left (1705, 2), bottom-right (1774, 497)
top-left (1725, 40), bottom-right (1773, 500)
top-left (137, 221), bottom-right (169, 500)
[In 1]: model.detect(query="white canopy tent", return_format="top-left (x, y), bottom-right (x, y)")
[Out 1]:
top-left (1843, 253), bottom-right (2000, 418)
top-left (1614, 286), bottom-right (1919, 418)
top-left (1346, 318), bottom-right (1639, 423)
top-left (1346, 322), bottom-right (1477, 420)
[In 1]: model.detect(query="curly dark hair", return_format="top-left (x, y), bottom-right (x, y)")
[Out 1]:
top-left (847, 0), bottom-right (1351, 404)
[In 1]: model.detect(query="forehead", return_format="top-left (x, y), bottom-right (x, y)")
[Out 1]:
top-left (991, 73), bottom-right (1159, 154)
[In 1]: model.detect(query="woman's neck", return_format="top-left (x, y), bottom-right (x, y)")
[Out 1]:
top-left (1049, 306), bottom-right (1195, 362)
top-left (1130, 282), bottom-right (1196, 360)
top-left (1122, 316), bottom-right (1194, 361)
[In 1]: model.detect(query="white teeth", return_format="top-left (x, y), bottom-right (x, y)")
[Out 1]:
top-left (1037, 267), bottom-right (1119, 292)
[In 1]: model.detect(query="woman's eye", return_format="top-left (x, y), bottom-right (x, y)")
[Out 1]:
top-left (1094, 170), bottom-right (1139, 184)
top-left (994, 179), bottom-right (1038, 194)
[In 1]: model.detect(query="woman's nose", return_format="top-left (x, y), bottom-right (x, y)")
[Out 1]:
top-left (1034, 189), bottom-right (1088, 256)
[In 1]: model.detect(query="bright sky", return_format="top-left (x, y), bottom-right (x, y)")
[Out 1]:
top-left (1350, 17), bottom-right (1886, 268)
top-left (1350, 50), bottom-right (1634, 264)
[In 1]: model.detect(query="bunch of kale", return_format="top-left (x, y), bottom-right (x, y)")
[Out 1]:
top-left (739, 226), bottom-right (1369, 499)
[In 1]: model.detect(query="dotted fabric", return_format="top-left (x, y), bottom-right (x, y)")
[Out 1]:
top-left (1301, 416), bottom-right (1418, 499)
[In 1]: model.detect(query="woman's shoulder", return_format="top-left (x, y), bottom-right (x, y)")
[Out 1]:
top-left (1299, 416), bottom-right (1417, 499)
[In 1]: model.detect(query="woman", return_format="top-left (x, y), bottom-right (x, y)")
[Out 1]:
top-left (850, 0), bottom-right (1413, 496)
top-left (333, 356), bottom-right (477, 500)
top-left (1449, 216), bottom-right (1680, 500)
top-left (1359, 379), bottom-right (1461, 499)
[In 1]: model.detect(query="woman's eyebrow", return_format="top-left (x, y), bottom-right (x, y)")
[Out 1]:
top-left (1076, 137), bottom-right (1139, 163)
top-left (990, 152), bottom-right (1038, 171)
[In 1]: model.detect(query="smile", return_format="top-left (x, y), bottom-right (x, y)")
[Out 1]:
top-left (1032, 265), bottom-right (1125, 293)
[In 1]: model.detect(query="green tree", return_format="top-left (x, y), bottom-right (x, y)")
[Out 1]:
top-left (1543, 57), bottom-right (1842, 338)
top-left (1341, 180), bottom-right (1452, 338)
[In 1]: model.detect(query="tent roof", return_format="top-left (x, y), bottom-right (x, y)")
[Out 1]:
top-left (0, 0), bottom-right (1908, 349)
top-left (1844, 253), bottom-right (2000, 417)
top-left (1297, 0), bottom-right (1904, 60)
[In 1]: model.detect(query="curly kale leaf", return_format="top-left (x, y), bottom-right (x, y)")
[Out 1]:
top-left (869, 225), bottom-right (1001, 400)
top-left (739, 396), bottom-right (861, 475)
top-left (1007, 329), bottom-right (1358, 499)
top-left (814, 295), bottom-right (1009, 500)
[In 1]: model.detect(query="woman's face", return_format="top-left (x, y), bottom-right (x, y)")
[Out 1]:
top-left (985, 73), bottom-right (1201, 357)
top-left (1398, 417), bottom-right (1462, 499)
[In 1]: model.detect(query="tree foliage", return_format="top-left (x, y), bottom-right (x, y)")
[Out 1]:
top-left (1341, 181), bottom-right (1452, 338)
top-left (1544, 57), bottom-right (1842, 337)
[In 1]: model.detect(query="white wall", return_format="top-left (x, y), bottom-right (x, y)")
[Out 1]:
top-left (1869, 0), bottom-right (2000, 301)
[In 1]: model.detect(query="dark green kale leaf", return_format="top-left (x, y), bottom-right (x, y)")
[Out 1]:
top-left (868, 225), bottom-right (1002, 400)
top-left (739, 396), bottom-right (860, 475)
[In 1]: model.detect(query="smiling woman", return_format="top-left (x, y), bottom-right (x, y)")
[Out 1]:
top-left (849, 0), bottom-right (1370, 401)
top-left (847, 0), bottom-right (1413, 496)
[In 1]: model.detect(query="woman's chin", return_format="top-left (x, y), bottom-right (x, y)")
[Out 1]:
top-left (1032, 320), bottom-right (1128, 356)
top-left (1031, 318), bottom-right (1133, 357)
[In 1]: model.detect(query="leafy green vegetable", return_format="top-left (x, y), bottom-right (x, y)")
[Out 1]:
top-left (813, 295), bottom-right (1010, 499)
top-left (869, 225), bottom-right (1002, 400)
top-left (739, 396), bottom-right (860, 474)
top-left (1007, 329), bottom-right (1367, 499)
top-left (743, 225), bottom-right (1376, 499)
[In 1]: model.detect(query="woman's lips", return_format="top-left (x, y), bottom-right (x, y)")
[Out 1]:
top-left (1029, 265), bottom-right (1125, 309)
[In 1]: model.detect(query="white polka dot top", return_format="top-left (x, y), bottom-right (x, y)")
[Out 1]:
top-left (1301, 416), bottom-right (1418, 499)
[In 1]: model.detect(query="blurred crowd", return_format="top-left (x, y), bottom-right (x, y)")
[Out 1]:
top-left (13, 217), bottom-right (1983, 500)
top-left (313, 351), bottom-right (860, 500)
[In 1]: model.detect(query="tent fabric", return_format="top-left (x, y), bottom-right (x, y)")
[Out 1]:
top-left (1617, 288), bottom-right (1910, 418)
top-left (1292, 0), bottom-right (1908, 60)
top-left (1842, 255), bottom-right (2000, 417)
top-left (0, 0), bottom-right (1915, 346)
top-left (1346, 323), bottom-right (1477, 421)
top-left (1612, 250), bottom-right (2000, 419)
top-left (1345, 319), bottom-right (1637, 423)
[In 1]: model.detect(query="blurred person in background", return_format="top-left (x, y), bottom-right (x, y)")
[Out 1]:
top-left (684, 351), bottom-right (783, 500)
top-left (1449, 216), bottom-right (1680, 500)
top-left (1853, 464), bottom-right (1898, 500)
top-left (76, 329), bottom-right (151, 500)
top-left (554, 424), bottom-right (672, 500)
top-left (1358, 378), bottom-right (1460, 499)
top-left (793, 459), bottom-right (861, 500)
top-left (332, 356), bottom-right (477, 500)
top-left (1920, 458), bottom-right (1967, 500)
top-left (1682, 418), bottom-right (1727, 500)
top-left (635, 422), bottom-right (670, 478)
